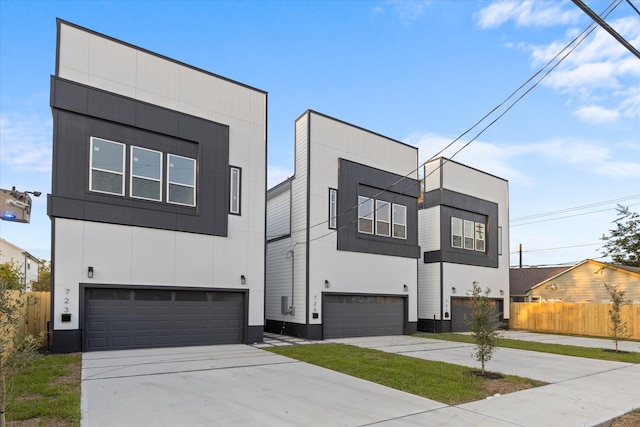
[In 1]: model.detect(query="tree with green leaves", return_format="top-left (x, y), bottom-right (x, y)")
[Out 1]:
top-left (464, 281), bottom-right (503, 375)
top-left (600, 205), bottom-right (640, 267)
top-left (604, 283), bottom-right (628, 353)
top-left (1, 261), bottom-right (41, 427)
top-left (30, 260), bottom-right (50, 292)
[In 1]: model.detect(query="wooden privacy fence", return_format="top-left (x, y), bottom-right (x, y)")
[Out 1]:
top-left (510, 302), bottom-right (640, 340)
top-left (3, 291), bottom-right (50, 350)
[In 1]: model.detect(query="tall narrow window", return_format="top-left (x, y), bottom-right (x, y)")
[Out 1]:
top-left (475, 222), bottom-right (485, 252)
top-left (375, 200), bottom-right (391, 236)
top-left (167, 154), bottom-right (196, 206)
top-left (90, 137), bottom-right (125, 196)
top-left (464, 220), bottom-right (474, 250)
top-left (328, 188), bottom-right (337, 229)
top-left (131, 146), bottom-right (162, 201)
top-left (358, 196), bottom-right (374, 234)
top-left (451, 217), bottom-right (463, 248)
top-left (230, 166), bottom-right (241, 215)
top-left (392, 204), bottom-right (407, 239)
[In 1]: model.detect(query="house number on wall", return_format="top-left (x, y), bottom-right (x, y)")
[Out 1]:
top-left (63, 288), bottom-right (70, 313)
top-left (313, 294), bottom-right (317, 313)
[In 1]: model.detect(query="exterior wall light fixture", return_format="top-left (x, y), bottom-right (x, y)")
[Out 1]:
top-left (324, 280), bottom-right (330, 288)
top-left (241, 275), bottom-right (246, 285)
top-left (500, 289), bottom-right (504, 296)
top-left (451, 286), bottom-right (456, 294)
top-left (88, 266), bottom-right (94, 279)
top-left (403, 284), bottom-right (408, 292)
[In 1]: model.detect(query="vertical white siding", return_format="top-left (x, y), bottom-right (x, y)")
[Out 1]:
top-left (266, 186), bottom-right (291, 240)
top-left (418, 263), bottom-right (441, 320)
top-left (418, 208), bottom-right (440, 252)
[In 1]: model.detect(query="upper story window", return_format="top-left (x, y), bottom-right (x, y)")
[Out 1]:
top-left (452, 216), bottom-right (486, 252)
top-left (358, 196), bottom-right (374, 234)
top-left (131, 146), bottom-right (162, 201)
top-left (393, 204), bottom-right (407, 239)
top-left (90, 137), bottom-right (125, 196)
top-left (358, 196), bottom-right (406, 240)
top-left (89, 137), bottom-right (197, 207)
top-left (168, 154), bottom-right (196, 206)
top-left (328, 188), bottom-right (337, 229)
top-left (230, 166), bottom-right (241, 215)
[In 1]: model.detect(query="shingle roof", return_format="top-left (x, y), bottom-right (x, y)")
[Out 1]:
top-left (509, 266), bottom-right (569, 295)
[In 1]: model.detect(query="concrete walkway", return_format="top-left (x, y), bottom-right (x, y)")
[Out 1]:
top-left (333, 333), bottom-right (640, 426)
top-left (81, 332), bottom-right (639, 426)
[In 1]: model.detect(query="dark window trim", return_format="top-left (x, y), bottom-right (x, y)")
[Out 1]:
top-left (328, 188), bottom-right (337, 229)
top-left (230, 166), bottom-right (242, 215)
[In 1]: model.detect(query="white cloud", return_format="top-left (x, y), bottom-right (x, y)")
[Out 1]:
top-left (404, 132), bottom-right (640, 187)
top-left (267, 165), bottom-right (293, 189)
top-left (0, 113), bottom-right (52, 173)
top-left (475, 1), bottom-right (580, 29)
top-left (573, 105), bottom-right (620, 124)
top-left (380, 0), bottom-right (431, 23)
top-left (525, 15), bottom-right (640, 122)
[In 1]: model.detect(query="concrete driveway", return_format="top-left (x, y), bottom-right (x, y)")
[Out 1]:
top-left (81, 344), bottom-right (445, 427)
top-left (82, 333), bottom-right (640, 426)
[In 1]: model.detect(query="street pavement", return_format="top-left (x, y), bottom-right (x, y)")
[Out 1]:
top-left (80, 332), bottom-right (640, 426)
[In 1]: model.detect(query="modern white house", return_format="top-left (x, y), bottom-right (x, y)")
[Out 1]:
top-left (0, 238), bottom-right (42, 291)
top-left (48, 20), bottom-right (267, 352)
top-left (417, 158), bottom-right (510, 332)
top-left (265, 110), bottom-right (420, 339)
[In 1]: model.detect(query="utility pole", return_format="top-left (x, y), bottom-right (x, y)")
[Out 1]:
top-left (519, 243), bottom-right (523, 268)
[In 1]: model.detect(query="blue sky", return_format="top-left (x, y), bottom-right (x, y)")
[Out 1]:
top-left (1, 0), bottom-right (639, 267)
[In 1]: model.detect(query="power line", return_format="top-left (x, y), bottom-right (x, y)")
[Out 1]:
top-left (271, 1), bottom-right (624, 246)
top-left (509, 242), bottom-right (601, 255)
top-left (511, 195), bottom-right (640, 222)
top-left (511, 202), bottom-right (640, 227)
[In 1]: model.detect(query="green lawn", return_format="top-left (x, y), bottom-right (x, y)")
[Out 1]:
top-left (267, 343), bottom-right (544, 405)
top-left (414, 333), bottom-right (640, 364)
top-left (5, 353), bottom-right (81, 426)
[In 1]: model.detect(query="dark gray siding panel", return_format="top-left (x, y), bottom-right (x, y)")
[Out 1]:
top-left (337, 159), bottom-right (420, 259)
top-left (49, 77), bottom-right (230, 236)
top-left (422, 189), bottom-right (499, 268)
top-left (323, 294), bottom-right (406, 339)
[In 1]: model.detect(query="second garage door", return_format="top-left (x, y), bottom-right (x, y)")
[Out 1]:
top-left (323, 294), bottom-right (405, 339)
top-left (84, 288), bottom-right (245, 351)
top-left (451, 297), bottom-right (503, 332)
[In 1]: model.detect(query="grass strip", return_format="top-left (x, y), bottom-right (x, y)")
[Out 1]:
top-left (267, 343), bottom-right (543, 405)
top-left (6, 353), bottom-right (82, 426)
top-left (414, 333), bottom-right (640, 364)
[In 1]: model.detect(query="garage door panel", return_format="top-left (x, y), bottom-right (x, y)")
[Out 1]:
top-left (323, 294), bottom-right (405, 339)
top-left (84, 289), bottom-right (245, 351)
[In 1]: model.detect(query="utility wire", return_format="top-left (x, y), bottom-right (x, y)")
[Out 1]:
top-left (511, 195), bottom-right (640, 222)
top-left (269, 1), bottom-right (623, 246)
top-left (627, 0), bottom-right (640, 15)
top-left (511, 202), bottom-right (640, 226)
top-left (509, 242), bottom-right (601, 255)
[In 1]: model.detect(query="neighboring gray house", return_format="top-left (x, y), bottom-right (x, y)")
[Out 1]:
top-left (49, 20), bottom-right (267, 352)
top-left (417, 158), bottom-right (510, 332)
top-left (265, 110), bottom-right (420, 339)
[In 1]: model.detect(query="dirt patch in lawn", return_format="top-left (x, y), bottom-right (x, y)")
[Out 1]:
top-left (482, 377), bottom-right (539, 397)
top-left (611, 410), bottom-right (640, 427)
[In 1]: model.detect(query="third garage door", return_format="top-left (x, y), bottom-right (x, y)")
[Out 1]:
top-left (84, 288), bottom-right (244, 351)
top-left (323, 294), bottom-right (405, 339)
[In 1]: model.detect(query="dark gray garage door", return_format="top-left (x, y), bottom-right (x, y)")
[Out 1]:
top-left (323, 294), bottom-right (405, 339)
top-left (451, 297), bottom-right (503, 332)
top-left (84, 288), bottom-right (244, 351)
